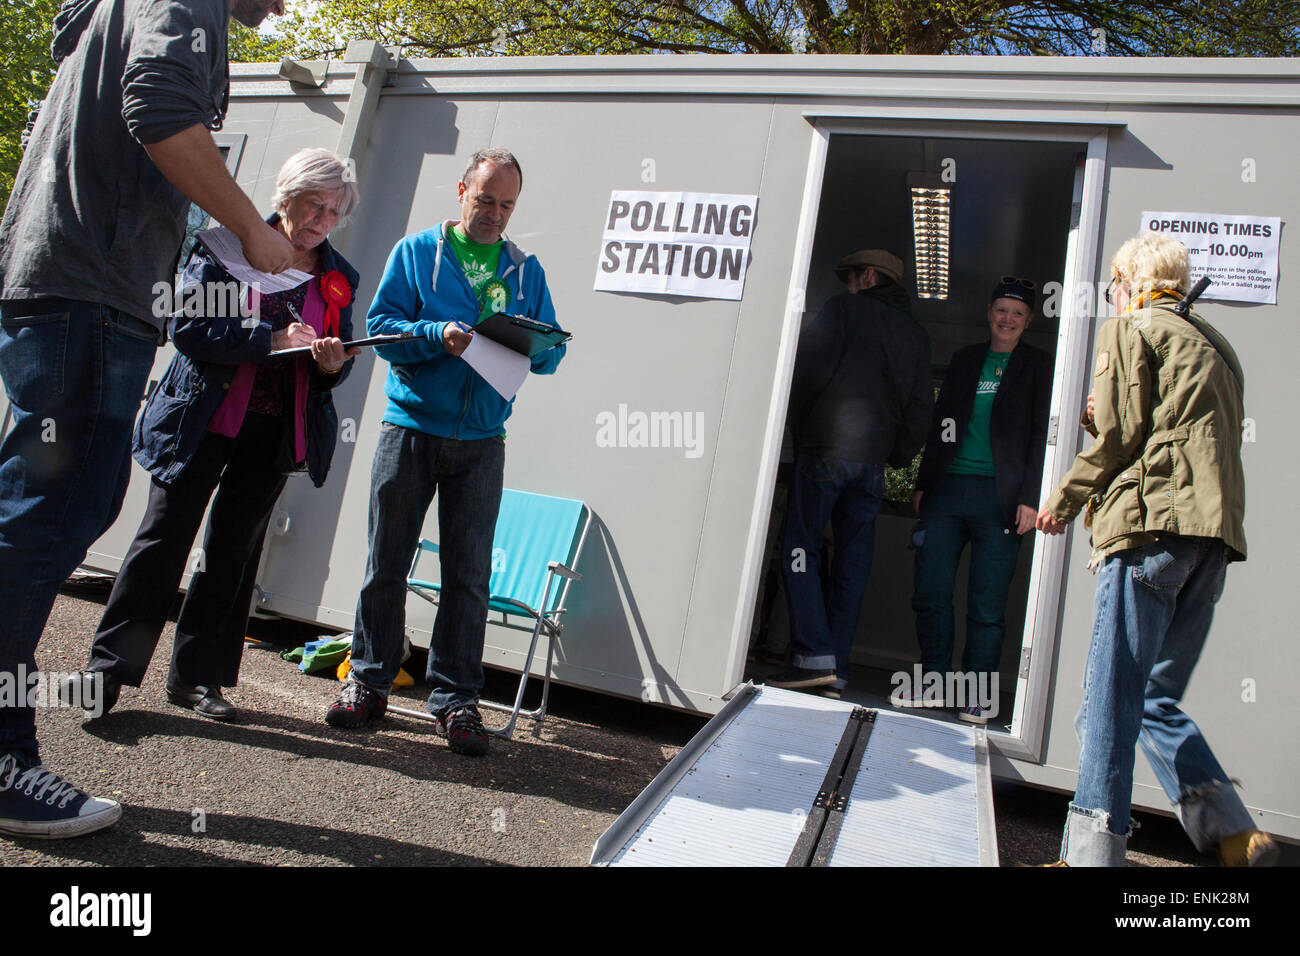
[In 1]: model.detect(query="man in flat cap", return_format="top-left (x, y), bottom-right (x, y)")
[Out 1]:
top-left (771, 249), bottom-right (933, 695)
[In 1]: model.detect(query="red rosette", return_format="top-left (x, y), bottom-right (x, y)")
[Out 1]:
top-left (319, 269), bottom-right (352, 338)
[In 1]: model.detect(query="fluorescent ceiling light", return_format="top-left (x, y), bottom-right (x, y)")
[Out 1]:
top-left (908, 173), bottom-right (950, 300)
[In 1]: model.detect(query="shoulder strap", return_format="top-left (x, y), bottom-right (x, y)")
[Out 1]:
top-left (1178, 309), bottom-right (1244, 392)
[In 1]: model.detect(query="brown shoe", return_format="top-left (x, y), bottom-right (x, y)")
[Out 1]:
top-left (1219, 829), bottom-right (1279, 867)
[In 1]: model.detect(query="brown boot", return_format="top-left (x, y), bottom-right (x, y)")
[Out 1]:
top-left (1219, 829), bottom-right (1279, 867)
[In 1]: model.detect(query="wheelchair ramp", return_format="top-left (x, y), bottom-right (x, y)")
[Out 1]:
top-left (590, 684), bottom-right (997, 867)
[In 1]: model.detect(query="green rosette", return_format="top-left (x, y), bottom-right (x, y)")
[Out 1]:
top-left (477, 277), bottom-right (511, 323)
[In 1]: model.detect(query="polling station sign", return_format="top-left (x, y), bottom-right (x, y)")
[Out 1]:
top-left (1142, 211), bottom-right (1282, 304)
top-left (594, 191), bottom-right (757, 300)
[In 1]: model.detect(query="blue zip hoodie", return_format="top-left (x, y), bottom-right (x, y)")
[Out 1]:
top-left (367, 221), bottom-right (565, 439)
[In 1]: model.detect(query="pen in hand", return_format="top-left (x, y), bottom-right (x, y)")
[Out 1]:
top-left (442, 319), bottom-right (474, 357)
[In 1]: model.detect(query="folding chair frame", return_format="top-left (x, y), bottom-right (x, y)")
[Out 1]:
top-left (395, 502), bottom-right (593, 740)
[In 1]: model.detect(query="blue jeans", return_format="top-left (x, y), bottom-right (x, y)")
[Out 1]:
top-left (1063, 535), bottom-right (1255, 865)
top-left (912, 474), bottom-right (1022, 680)
top-left (349, 423), bottom-right (504, 716)
top-left (780, 454), bottom-right (884, 682)
top-left (0, 299), bottom-right (158, 761)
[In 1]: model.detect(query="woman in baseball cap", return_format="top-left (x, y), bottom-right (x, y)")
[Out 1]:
top-left (902, 276), bottom-right (1053, 723)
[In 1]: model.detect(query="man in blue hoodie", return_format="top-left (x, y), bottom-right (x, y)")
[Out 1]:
top-left (326, 149), bottom-right (565, 756)
top-left (0, 1), bottom-right (289, 839)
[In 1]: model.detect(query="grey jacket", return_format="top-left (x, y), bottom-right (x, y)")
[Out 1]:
top-left (0, 0), bottom-right (232, 329)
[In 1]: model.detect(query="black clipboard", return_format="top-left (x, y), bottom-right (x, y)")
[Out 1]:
top-left (269, 331), bottom-right (419, 358)
top-left (472, 313), bottom-right (571, 358)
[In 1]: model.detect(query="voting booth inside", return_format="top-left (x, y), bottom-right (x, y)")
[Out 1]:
top-left (9, 53), bottom-right (1293, 838)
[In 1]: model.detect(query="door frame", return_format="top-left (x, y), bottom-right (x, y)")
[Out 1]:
top-left (739, 115), bottom-right (1112, 763)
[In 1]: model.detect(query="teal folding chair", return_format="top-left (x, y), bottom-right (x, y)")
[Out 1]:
top-left (396, 489), bottom-right (592, 739)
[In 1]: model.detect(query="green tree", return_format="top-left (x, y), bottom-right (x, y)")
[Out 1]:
top-left (4, 1), bottom-right (1295, 211)
top-left (267, 0), bottom-right (1300, 58)
top-left (0, 0), bottom-right (60, 213)
top-left (229, 19), bottom-right (295, 62)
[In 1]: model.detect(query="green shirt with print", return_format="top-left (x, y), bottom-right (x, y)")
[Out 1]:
top-left (447, 224), bottom-right (508, 438)
top-left (447, 224), bottom-right (503, 302)
top-left (949, 350), bottom-right (1012, 477)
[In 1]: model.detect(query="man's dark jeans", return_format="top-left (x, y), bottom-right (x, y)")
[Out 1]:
top-left (350, 423), bottom-right (504, 716)
top-left (0, 299), bottom-right (157, 761)
top-left (780, 454), bottom-right (884, 681)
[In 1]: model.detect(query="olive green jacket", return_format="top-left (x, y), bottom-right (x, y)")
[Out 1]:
top-left (1045, 300), bottom-right (1247, 562)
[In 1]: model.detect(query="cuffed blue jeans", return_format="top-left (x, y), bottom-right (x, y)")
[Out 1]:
top-left (1063, 535), bottom-right (1256, 866)
top-left (780, 454), bottom-right (884, 683)
top-left (0, 299), bottom-right (158, 762)
top-left (911, 474), bottom-right (1022, 680)
top-left (349, 422), bottom-right (503, 716)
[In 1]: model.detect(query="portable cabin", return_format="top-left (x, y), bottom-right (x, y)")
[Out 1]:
top-left (17, 52), bottom-right (1295, 840)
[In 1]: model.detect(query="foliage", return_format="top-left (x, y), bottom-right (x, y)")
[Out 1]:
top-left (267, 0), bottom-right (1300, 58)
top-left (0, 0), bottom-right (60, 213)
top-left (229, 20), bottom-right (296, 63)
top-left (883, 385), bottom-right (939, 506)
top-left (3, 1), bottom-right (1295, 212)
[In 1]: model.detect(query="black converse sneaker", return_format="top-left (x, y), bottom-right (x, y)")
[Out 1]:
top-left (0, 752), bottom-right (122, 839)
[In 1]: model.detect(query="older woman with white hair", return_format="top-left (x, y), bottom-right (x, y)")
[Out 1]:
top-left (61, 148), bottom-right (363, 722)
top-left (1036, 231), bottom-right (1274, 866)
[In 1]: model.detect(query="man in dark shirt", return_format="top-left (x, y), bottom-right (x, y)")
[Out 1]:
top-left (771, 249), bottom-right (933, 696)
top-left (0, 0), bottom-right (289, 839)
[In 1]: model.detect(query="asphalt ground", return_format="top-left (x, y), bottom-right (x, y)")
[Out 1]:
top-left (3, 587), bottom-right (1295, 872)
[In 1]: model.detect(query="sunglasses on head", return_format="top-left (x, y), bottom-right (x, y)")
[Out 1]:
top-left (1000, 275), bottom-right (1036, 289)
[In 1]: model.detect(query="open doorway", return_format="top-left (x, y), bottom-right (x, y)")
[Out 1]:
top-left (747, 130), bottom-right (1081, 734)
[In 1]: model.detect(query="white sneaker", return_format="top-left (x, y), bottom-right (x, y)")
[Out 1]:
top-left (892, 688), bottom-right (946, 709)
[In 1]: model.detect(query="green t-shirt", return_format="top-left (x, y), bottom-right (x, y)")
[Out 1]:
top-left (447, 224), bottom-right (503, 301)
top-left (447, 225), bottom-right (509, 439)
top-left (949, 350), bottom-right (1012, 477)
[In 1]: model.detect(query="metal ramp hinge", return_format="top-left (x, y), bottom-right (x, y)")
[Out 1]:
top-left (1047, 415), bottom-right (1060, 446)
top-left (813, 790), bottom-right (830, 809)
top-left (1019, 647), bottom-right (1032, 679)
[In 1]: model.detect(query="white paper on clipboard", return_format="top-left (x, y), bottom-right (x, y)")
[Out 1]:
top-left (461, 332), bottom-right (529, 400)
top-left (196, 226), bottom-right (313, 293)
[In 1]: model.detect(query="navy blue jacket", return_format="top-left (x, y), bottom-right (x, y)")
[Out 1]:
top-left (132, 219), bottom-right (359, 488)
top-left (915, 339), bottom-right (1053, 530)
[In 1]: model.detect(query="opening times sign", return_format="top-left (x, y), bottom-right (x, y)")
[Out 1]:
top-left (1141, 211), bottom-right (1282, 304)
top-left (595, 191), bottom-right (757, 300)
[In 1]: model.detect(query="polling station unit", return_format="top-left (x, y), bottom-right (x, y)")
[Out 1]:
top-left (9, 53), bottom-right (1295, 840)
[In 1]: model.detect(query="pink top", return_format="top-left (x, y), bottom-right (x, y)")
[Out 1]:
top-left (208, 275), bottom-right (327, 463)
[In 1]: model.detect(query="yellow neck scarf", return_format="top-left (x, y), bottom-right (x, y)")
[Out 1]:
top-left (1125, 288), bottom-right (1182, 313)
